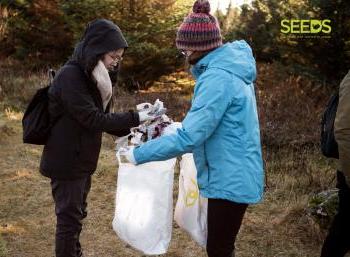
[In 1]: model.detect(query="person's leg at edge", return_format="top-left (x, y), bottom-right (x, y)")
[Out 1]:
top-left (321, 171), bottom-right (350, 257)
top-left (206, 198), bottom-right (248, 257)
top-left (51, 176), bottom-right (91, 257)
top-left (76, 176), bottom-right (91, 257)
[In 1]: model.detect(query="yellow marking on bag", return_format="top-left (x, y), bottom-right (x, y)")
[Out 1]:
top-left (184, 178), bottom-right (199, 207)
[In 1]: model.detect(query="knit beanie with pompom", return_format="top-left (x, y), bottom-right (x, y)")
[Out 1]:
top-left (176, 0), bottom-right (223, 51)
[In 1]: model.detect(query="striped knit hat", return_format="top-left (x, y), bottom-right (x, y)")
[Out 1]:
top-left (176, 0), bottom-right (223, 51)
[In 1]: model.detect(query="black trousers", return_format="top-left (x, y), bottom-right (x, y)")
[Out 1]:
top-left (51, 176), bottom-right (91, 257)
top-left (206, 199), bottom-right (248, 257)
top-left (321, 171), bottom-right (350, 257)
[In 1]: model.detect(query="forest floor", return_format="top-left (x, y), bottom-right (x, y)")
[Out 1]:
top-left (0, 62), bottom-right (344, 257)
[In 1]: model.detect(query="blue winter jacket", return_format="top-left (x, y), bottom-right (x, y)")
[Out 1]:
top-left (134, 40), bottom-right (264, 204)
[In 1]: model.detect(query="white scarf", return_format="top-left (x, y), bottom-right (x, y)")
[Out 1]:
top-left (92, 60), bottom-right (112, 111)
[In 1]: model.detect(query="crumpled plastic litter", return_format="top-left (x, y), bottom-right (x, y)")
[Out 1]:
top-left (136, 99), bottom-right (167, 119)
top-left (115, 99), bottom-right (175, 150)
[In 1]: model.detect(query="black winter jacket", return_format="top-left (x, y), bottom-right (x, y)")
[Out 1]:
top-left (40, 19), bottom-right (139, 179)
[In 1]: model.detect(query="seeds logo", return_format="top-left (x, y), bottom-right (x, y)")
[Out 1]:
top-left (281, 19), bottom-right (332, 38)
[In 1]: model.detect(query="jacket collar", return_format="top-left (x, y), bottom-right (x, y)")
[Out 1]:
top-left (66, 60), bottom-right (105, 111)
top-left (190, 46), bottom-right (222, 79)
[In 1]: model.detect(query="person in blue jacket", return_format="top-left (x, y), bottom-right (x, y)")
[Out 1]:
top-left (123, 1), bottom-right (264, 256)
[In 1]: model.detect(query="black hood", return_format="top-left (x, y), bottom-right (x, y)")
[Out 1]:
top-left (71, 19), bottom-right (128, 74)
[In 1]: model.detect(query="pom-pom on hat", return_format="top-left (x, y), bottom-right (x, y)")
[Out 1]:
top-left (176, 0), bottom-right (222, 52)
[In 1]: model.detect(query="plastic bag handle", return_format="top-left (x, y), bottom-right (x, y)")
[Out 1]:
top-left (116, 151), bottom-right (122, 165)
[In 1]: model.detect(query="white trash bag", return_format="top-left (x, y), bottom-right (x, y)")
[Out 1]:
top-left (113, 153), bottom-right (176, 255)
top-left (174, 153), bottom-right (208, 247)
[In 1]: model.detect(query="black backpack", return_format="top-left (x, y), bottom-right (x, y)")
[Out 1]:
top-left (22, 69), bottom-right (56, 145)
top-left (320, 92), bottom-right (339, 159)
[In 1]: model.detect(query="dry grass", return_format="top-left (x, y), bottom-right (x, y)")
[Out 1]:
top-left (0, 59), bottom-right (49, 111)
top-left (0, 110), bottom-right (335, 257)
top-left (0, 62), bottom-right (341, 257)
top-left (0, 234), bottom-right (7, 257)
top-left (256, 62), bottom-right (331, 148)
top-left (0, 110), bottom-right (205, 257)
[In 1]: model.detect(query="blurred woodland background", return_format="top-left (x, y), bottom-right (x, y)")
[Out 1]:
top-left (0, 1), bottom-right (350, 256)
top-left (1, 0), bottom-right (350, 88)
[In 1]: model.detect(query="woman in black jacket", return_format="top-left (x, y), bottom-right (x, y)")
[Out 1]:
top-left (40, 19), bottom-right (153, 257)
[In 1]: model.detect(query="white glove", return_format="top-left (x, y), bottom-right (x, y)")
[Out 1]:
top-left (138, 110), bottom-right (156, 123)
top-left (118, 146), bottom-right (136, 164)
top-left (137, 100), bottom-right (166, 123)
top-left (137, 102), bottom-right (153, 123)
top-left (137, 102), bottom-right (153, 111)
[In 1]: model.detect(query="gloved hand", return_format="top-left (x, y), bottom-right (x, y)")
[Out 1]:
top-left (137, 100), bottom-right (165, 123)
top-left (138, 110), bottom-right (157, 123)
top-left (119, 146), bottom-right (136, 164)
top-left (137, 102), bottom-right (153, 123)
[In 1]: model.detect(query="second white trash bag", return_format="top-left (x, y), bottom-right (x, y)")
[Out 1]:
top-left (113, 153), bottom-right (176, 255)
top-left (174, 153), bottom-right (208, 247)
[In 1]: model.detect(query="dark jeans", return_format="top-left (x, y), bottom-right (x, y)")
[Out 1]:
top-left (206, 199), bottom-right (248, 257)
top-left (321, 171), bottom-right (350, 257)
top-left (51, 176), bottom-right (91, 257)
